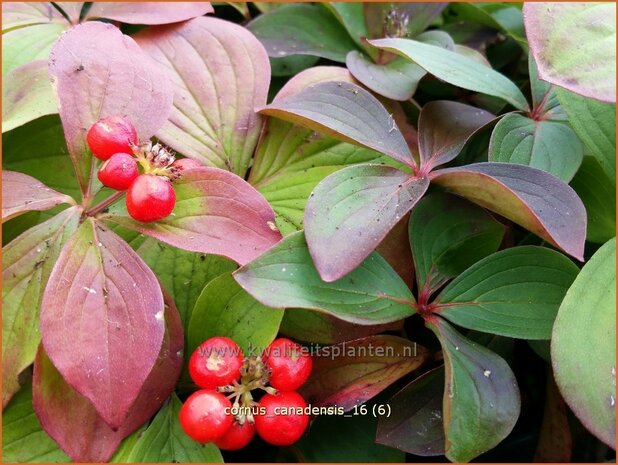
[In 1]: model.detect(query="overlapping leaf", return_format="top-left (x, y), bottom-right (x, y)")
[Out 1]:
top-left (552, 238), bottom-right (616, 448)
top-left (135, 16), bottom-right (269, 177)
top-left (2, 206), bottom-right (81, 407)
top-left (570, 156), bottom-right (616, 243)
top-left (137, 239), bottom-right (236, 325)
top-left (304, 164), bottom-right (428, 281)
top-left (234, 231), bottom-right (415, 325)
top-left (85, 2), bottom-right (213, 24)
top-left (247, 3), bottom-right (358, 62)
top-left (489, 114), bottom-right (583, 182)
top-left (556, 88), bottom-right (616, 181)
top-left (280, 309), bottom-right (402, 345)
top-left (2, 385), bottom-right (70, 463)
top-left (430, 162), bottom-right (587, 261)
top-left (40, 219), bottom-right (166, 429)
top-left (258, 81), bottom-right (415, 167)
top-left (409, 193), bottom-right (505, 296)
top-left (121, 395), bottom-right (222, 463)
top-left (369, 38), bottom-right (529, 111)
top-left (301, 335), bottom-right (427, 411)
top-left (2, 170), bottom-right (74, 222)
top-left (49, 21), bottom-right (174, 192)
top-left (2, 60), bottom-right (57, 132)
top-left (376, 368), bottom-right (445, 456)
top-left (2, 3), bottom-right (66, 31)
top-left (524, 3), bottom-right (616, 103)
top-left (3, 22), bottom-right (66, 76)
top-left (364, 3), bottom-right (447, 39)
top-left (435, 247), bottom-right (579, 339)
top-left (108, 167), bottom-right (282, 266)
top-left (429, 318), bottom-right (520, 462)
top-left (188, 273), bottom-right (283, 356)
top-left (34, 297), bottom-right (183, 462)
top-left (418, 101), bottom-right (495, 172)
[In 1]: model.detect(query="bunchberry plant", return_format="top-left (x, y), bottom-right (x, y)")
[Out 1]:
top-left (2, 2), bottom-right (615, 463)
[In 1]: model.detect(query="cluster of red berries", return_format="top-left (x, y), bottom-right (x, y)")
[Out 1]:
top-left (86, 116), bottom-right (201, 222)
top-left (179, 336), bottom-right (313, 450)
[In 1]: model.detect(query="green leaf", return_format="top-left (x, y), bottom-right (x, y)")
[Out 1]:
top-left (570, 156), bottom-right (616, 243)
top-left (449, 3), bottom-right (526, 45)
top-left (258, 81), bottom-right (415, 167)
top-left (323, 2), bottom-right (368, 50)
top-left (436, 247), bottom-right (579, 340)
top-left (234, 231), bottom-right (415, 325)
top-left (301, 335), bottom-right (428, 410)
top-left (109, 425), bottom-right (148, 463)
top-left (3, 60), bottom-right (57, 132)
top-left (3, 115), bottom-right (80, 201)
top-left (556, 88), bottom-right (616, 182)
top-left (524, 3), bottom-right (616, 103)
top-left (2, 384), bottom-right (70, 463)
top-left (346, 51), bottom-right (425, 101)
top-left (528, 54), bottom-right (564, 120)
top-left (125, 395), bottom-right (223, 463)
top-left (2, 22), bottom-right (66, 76)
top-left (428, 318), bottom-right (520, 462)
top-left (280, 308), bottom-right (402, 345)
top-left (369, 38), bottom-right (530, 111)
top-left (136, 239), bottom-right (236, 327)
top-left (2, 3), bottom-right (67, 31)
top-left (304, 164), bottom-right (429, 282)
top-left (409, 192), bottom-right (505, 296)
top-left (488, 114), bottom-right (583, 182)
top-left (247, 3), bottom-right (358, 62)
top-left (376, 368), bottom-right (445, 456)
top-left (2, 206), bottom-right (81, 407)
top-left (552, 238), bottom-right (616, 448)
top-left (270, 54), bottom-right (319, 77)
top-left (188, 273), bottom-right (283, 356)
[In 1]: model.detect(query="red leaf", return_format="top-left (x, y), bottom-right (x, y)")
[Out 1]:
top-left (40, 219), bottom-right (166, 429)
top-left (86, 2), bottom-right (213, 24)
top-left (300, 335), bottom-right (428, 411)
top-left (33, 294), bottom-right (183, 462)
top-left (430, 162), bottom-right (586, 261)
top-left (48, 21), bottom-right (173, 192)
top-left (2, 171), bottom-right (74, 222)
top-left (107, 166), bottom-right (282, 266)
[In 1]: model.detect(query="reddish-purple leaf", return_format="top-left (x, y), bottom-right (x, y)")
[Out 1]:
top-left (274, 65), bottom-right (355, 102)
top-left (33, 295), bottom-right (183, 462)
top-left (2, 170), bottom-right (74, 222)
top-left (40, 219), bottom-right (166, 429)
top-left (258, 81), bottom-right (416, 168)
top-left (1, 2), bottom-right (67, 30)
top-left (376, 368), bottom-right (446, 456)
top-left (305, 164), bottom-right (429, 282)
top-left (418, 101), bottom-right (495, 172)
top-left (135, 16), bottom-right (270, 177)
top-left (53, 2), bottom-right (83, 24)
top-left (48, 21), bottom-right (173, 193)
top-left (300, 336), bottom-right (428, 411)
top-left (2, 206), bottom-right (81, 408)
top-left (107, 167), bottom-right (282, 266)
top-left (86, 2), bottom-right (213, 24)
top-left (430, 162), bottom-right (586, 261)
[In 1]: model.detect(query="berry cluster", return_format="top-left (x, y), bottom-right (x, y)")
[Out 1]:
top-left (86, 116), bottom-right (202, 222)
top-left (179, 336), bottom-right (313, 450)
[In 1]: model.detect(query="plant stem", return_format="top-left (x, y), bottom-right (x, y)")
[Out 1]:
top-left (85, 191), bottom-right (125, 217)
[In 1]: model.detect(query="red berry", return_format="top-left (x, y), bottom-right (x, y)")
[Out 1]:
top-left (254, 391), bottom-right (309, 446)
top-left (264, 338), bottom-right (312, 391)
top-left (179, 390), bottom-right (233, 444)
top-left (87, 116), bottom-right (137, 160)
top-left (215, 420), bottom-right (255, 450)
top-left (171, 158), bottom-right (203, 171)
top-left (97, 153), bottom-right (139, 191)
top-left (189, 337), bottom-right (244, 389)
top-left (126, 174), bottom-right (175, 223)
